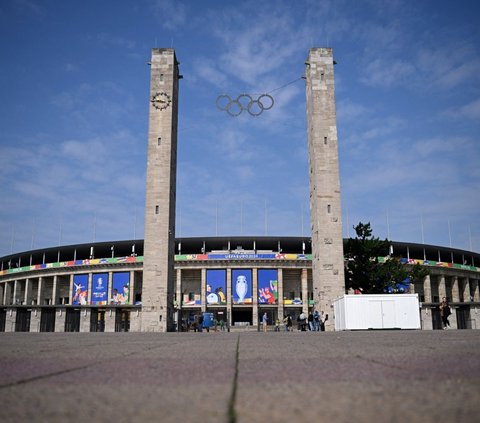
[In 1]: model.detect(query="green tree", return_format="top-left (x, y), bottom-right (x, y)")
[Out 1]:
top-left (344, 222), bottom-right (428, 294)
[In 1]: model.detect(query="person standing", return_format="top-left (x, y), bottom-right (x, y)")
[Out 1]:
top-left (313, 310), bottom-right (320, 331)
top-left (308, 312), bottom-right (314, 331)
top-left (439, 297), bottom-right (451, 329)
top-left (262, 312), bottom-right (268, 332)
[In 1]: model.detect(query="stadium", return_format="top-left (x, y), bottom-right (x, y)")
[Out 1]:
top-left (1, 48), bottom-right (478, 333)
top-left (0, 236), bottom-right (479, 332)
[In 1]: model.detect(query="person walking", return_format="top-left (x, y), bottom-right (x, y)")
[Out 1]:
top-left (439, 297), bottom-right (451, 329)
top-left (261, 312), bottom-right (268, 332)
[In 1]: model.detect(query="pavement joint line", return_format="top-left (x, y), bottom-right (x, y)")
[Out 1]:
top-left (227, 334), bottom-right (240, 423)
top-left (0, 341), bottom-right (178, 390)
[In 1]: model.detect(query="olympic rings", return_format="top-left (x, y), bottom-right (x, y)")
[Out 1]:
top-left (216, 93), bottom-right (275, 117)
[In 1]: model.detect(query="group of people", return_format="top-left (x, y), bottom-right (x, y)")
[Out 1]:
top-left (261, 310), bottom-right (327, 332)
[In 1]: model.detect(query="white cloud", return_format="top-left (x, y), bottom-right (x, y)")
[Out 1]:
top-left (443, 98), bottom-right (480, 120)
top-left (150, 0), bottom-right (187, 30)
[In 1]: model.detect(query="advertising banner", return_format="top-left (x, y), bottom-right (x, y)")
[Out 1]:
top-left (72, 274), bottom-right (88, 305)
top-left (258, 269), bottom-right (278, 304)
top-left (91, 273), bottom-right (109, 305)
top-left (206, 270), bottom-right (227, 305)
top-left (232, 269), bottom-right (252, 304)
top-left (111, 272), bottom-right (130, 305)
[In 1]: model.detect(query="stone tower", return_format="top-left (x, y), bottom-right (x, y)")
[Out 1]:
top-left (141, 48), bottom-right (180, 332)
top-left (305, 48), bottom-right (345, 330)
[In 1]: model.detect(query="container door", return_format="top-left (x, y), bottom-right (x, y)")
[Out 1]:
top-left (381, 300), bottom-right (396, 328)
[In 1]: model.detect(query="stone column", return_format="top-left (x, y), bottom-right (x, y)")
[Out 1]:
top-left (5, 309), bottom-right (16, 332)
top-left (451, 276), bottom-right (460, 302)
top-left (438, 274), bottom-right (447, 301)
top-left (226, 268), bottom-right (232, 328)
top-left (176, 268), bottom-right (182, 309)
top-left (30, 308), bottom-right (41, 332)
top-left (0, 283), bottom-right (4, 305)
top-left (52, 275), bottom-right (58, 305)
top-left (301, 268), bottom-right (308, 314)
top-left (421, 307), bottom-right (433, 330)
top-left (68, 274), bottom-right (74, 305)
top-left (252, 268), bottom-right (258, 328)
top-left (305, 47), bottom-right (345, 331)
top-left (129, 270), bottom-right (135, 305)
top-left (472, 279), bottom-right (479, 302)
top-left (37, 277), bottom-right (43, 305)
top-left (104, 309), bottom-right (116, 332)
top-left (277, 268), bottom-right (284, 321)
top-left (13, 280), bottom-right (18, 305)
top-left (201, 268), bottom-right (206, 312)
top-left (87, 273), bottom-right (92, 305)
top-left (80, 308), bottom-right (90, 332)
top-left (423, 275), bottom-right (432, 303)
top-left (461, 277), bottom-right (469, 302)
top-left (55, 308), bottom-right (66, 332)
top-left (142, 48), bottom-right (180, 332)
top-left (24, 279), bottom-right (31, 305)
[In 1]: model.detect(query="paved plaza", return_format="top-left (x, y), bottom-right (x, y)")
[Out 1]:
top-left (0, 330), bottom-right (479, 423)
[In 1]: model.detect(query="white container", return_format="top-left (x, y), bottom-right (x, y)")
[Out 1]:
top-left (333, 294), bottom-right (421, 330)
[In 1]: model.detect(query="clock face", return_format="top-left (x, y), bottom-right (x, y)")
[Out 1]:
top-left (151, 92), bottom-right (171, 110)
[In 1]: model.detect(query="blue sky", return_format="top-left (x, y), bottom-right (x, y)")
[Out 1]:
top-left (0, 0), bottom-right (479, 257)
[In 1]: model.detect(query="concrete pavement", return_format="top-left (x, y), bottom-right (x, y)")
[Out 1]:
top-left (0, 330), bottom-right (479, 423)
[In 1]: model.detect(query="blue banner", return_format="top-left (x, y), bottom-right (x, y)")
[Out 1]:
top-left (72, 274), bottom-right (88, 305)
top-left (91, 273), bottom-right (108, 305)
top-left (111, 272), bottom-right (130, 305)
top-left (258, 269), bottom-right (278, 304)
top-left (206, 270), bottom-right (227, 305)
top-left (232, 269), bottom-right (252, 304)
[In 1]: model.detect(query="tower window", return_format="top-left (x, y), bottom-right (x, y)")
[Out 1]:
top-left (320, 72), bottom-right (325, 81)
top-left (159, 74), bottom-right (164, 81)
top-left (158, 137), bottom-right (161, 146)
top-left (324, 136), bottom-right (328, 145)
top-left (155, 205), bottom-right (159, 215)
top-left (327, 204), bottom-right (331, 214)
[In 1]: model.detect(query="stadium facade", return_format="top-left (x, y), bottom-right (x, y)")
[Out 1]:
top-left (1, 48), bottom-right (478, 332)
top-left (0, 237), bottom-right (479, 332)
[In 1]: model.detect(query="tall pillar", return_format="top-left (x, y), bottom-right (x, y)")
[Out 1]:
top-left (52, 275), bottom-right (58, 305)
top-left (423, 275), bottom-right (432, 303)
top-left (129, 271), bottom-right (135, 305)
top-left (201, 268), bottom-right (206, 313)
top-left (472, 279), bottom-right (479, 302)
top-left (0, 283), bottom-right (4, 305)
top-left (451, 276), bottom-right (460, 302)
top-left (277, 268), bottom-right (284, 321)
top-left (86, 273), bottom-right (92, 305)
top-left (13, 280), bottom-right (18, 304)
top-left (301, 268), bottom-right (308, 315)
top-left (438, 275), bottom-right (447, 301)
top-left (24, 278), bottom-right (32, 305)
top-left (142, 48), bottom-right (180, 332)
top-left (305, 48), bottom-right (345, 330)
top-left (68, 274), bottom-right (73, 305)
top-left (226, 268), bottom-right (232, 328)
top-left (461, 277), bottom-right (469, 302)
top-left (37, 277), bottom-right (44, 305)
top-left (252, 268), bottom-right (258, 327)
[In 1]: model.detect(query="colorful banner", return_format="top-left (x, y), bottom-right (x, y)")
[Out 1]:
top-left (72, 274), bottom-right (88, 305)
top-left (258, 269), bottom-right (278, 304)
top-left (175, 253), bottom-right (311, 261)
top-left (91, 273), bottom-right (109, 305)
top-left (111, 272), bottom-right (130, 305)
top-left (232, 269), bottom-right (252, 304)
top-left (206, 270), bottom-right (227, 305)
